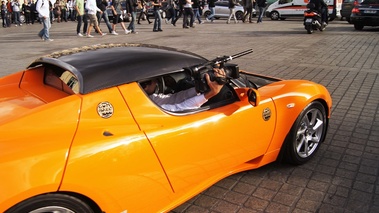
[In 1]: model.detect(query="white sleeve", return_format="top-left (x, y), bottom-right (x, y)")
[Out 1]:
top-left (160, 94), bottom-right (208, 112)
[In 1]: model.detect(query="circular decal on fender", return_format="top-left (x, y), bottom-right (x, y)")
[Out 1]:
top-left (262, 108), bottom-right (271, 121)
top-left (97, 102), bottom-right (114, 118)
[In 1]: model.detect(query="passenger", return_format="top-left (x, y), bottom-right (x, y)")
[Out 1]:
top-left (142, 68), bottom-right (226, 112)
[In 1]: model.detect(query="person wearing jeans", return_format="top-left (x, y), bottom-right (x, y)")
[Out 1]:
top-left (75, 0), bottom-right (87, 36)
top-left (36, 0), bottom-right (53, 41)
top-left (206, 0), bottom-right (215, 22)
top-left (256, 0), bottom-right (266, 23)
top-left (126, 0), bottom-right (138, 33)
top-left (152, 0), bottom-right (162, 32)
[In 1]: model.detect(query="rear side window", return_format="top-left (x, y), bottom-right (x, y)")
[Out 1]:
top-left (361, 0), bottom-right (379, 4)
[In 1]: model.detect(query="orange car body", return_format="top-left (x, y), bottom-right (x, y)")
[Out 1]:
top-left (0, 44), bottom-right (332, 213)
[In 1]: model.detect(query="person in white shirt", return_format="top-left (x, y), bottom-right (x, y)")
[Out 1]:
top-left (36, 0), bottom-right (53, 41)
top-left (85, 0), bottom-right (106, 37)
top-left (142, 68), bottom-right (226, 112)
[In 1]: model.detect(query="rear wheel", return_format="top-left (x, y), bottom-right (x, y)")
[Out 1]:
top-left (354, 23), bottom-right (364, 30)
top-left (5, 194), bottom-right (98, 213)
top-left (305, 25), bottom-right (313, 34)
top-left (283, 101), bottom-right (327, 165)
top-left (236, 11), bottom-right (244, 20)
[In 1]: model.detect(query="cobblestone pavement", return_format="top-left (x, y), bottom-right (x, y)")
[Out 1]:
top-left (0, 17), bottom-right (378, 213)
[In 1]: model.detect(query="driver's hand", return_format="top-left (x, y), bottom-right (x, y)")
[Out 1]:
top-left (204, 68), bottom-right (225, 100)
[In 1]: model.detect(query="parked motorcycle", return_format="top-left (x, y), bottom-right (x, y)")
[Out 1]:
top-left (303, 3), bottom-right (326, 34)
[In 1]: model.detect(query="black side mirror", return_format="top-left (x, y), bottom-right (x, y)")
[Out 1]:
top-left (247, 89), bottom-right (260, 106)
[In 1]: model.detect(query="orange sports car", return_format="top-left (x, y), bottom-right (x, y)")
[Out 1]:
top-left (0, 44), bottom-right (332, 213)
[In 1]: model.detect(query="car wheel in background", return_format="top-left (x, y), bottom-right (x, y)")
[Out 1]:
top-left (270, 11), bottom-right (279, 20)
top-left (284, 101), bottom-right (327, 165)
top-left (236, 11), bottom-right (244, 20)
top-left (354, 23), bottom-right (364, 30)
top-left (5, 194), bottom-right (98, 213)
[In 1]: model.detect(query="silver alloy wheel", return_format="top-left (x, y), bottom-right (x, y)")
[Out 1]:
top-left (295, 107), bottom-right (324, 159)
top-left (30, 206), bottom-right (75, 213)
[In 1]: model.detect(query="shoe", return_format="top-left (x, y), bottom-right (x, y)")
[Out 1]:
top-left (87, 34), bottom-right (94, 38)
top-left (44, 38), bottom-right (54, 42)
top-left (165, 19), bottom-right (168, 24)
top-left (137, 22), bottom-right (141, 24)
top-left (125, 29), bottom-right (131, 34)
top-left (148, 21), bottom-right (152, 24)
top-left (19, 23), bottom-right (22, 26)
top-left (131, 31), bottom-right (138, 34)
top-left (38, 35), bottom-right (43, 40)
top-left (15, 24), bottom-right (17, 27)
top-left (199, 21), bottom-right (203, 24)
top-left (183, 26), bottom-right (189, 29)
top-left (158, 29), bottom-right (163, 31)
top-left (153, 29), bottom-right (158, 32)
top-left (190, 26), bottom-right (195, 28)
top-left (111, 31), bottom-right (118, 35)
top-left (226, 21), bottom-right (230, 24)
top-left (205, 18), bottom-right (210, 22)
top-left (101, 33), bottom-right (107, 36)
top-left (77, 33), bottom-right (83, 37)
top-left (172, 23), bottom-right (176, 27)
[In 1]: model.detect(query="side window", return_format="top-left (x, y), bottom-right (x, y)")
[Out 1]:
top-left (44, 67), bottom-right (79, 95)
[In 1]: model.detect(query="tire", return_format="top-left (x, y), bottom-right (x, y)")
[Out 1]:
top-left (283, 101), bottom-right (327, 165)
top-left (204, 11), bottom-right (211, 18)
top-left (270, 11), bottom-right (279, 20)
top-left (354, 23), bottom-right (364, 30)
top-left (236, 11), bottom-right (244, 20)
top-left (305, 25), bottom-right (313, 34)
top-left (5, 193), bottom-right (97, 213)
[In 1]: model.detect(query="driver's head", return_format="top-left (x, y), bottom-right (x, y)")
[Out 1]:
top-left (141, 79), bottom-right (158, 95)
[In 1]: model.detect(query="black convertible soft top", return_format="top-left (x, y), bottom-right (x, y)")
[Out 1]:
top-left (27, 44), bottom-right (208, 94)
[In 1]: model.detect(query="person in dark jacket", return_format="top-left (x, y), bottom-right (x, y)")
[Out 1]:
top-left (206, 0), bottom-right (215, 22)
top-left (96, 0), bottom-right (112, 33)
top-left (256, 0), bottom-right (266, 23)
top-left (309, 0), bottom-right (328, 24)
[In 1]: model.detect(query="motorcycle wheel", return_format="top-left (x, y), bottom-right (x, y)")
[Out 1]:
top-left (305, 25), bottom-right (313, 34)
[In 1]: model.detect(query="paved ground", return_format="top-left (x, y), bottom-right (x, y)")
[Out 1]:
top-left (1, 17), bottom-right (378, 213)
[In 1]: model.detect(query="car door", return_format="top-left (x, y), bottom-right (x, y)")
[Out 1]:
top-left (215, 1), bottom-right (230, 18)
top-left (122, 82), bottom-right (277, 196)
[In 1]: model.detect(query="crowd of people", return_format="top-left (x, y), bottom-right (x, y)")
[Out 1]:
top-left (1, 0), bottom-right (269, 41)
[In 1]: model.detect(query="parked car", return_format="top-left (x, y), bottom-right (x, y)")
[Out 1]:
top-left (203, 0), bottom-right (256, 20)
top-left (350, 0), bottom-right (379, 30)
top-left (340, 0), bottom-right (363, 23)
top-left (0, 44), bottom-right (332, 213)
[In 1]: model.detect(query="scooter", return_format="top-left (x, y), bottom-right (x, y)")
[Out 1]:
top-left (303, 3), bottom-right (326, 34)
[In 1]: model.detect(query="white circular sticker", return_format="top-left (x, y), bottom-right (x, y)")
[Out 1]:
top-left (97, 102), bottom-right (114, 118)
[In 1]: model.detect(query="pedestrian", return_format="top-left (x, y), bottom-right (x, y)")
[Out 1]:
top-left (11, 0), bottom-right (21, 26)
top-left (172, 0), bottom-right (184, 26)
top-left (205, 0), bottom-right (215, 22)
top-left (85, 0), bottom-right (106, 37)
top-left (53, 0), bottom-right (61, 22)
top-left (256, 0), bottom-right (266, 23)
top-left (75, 0), bottom-right (87, 36)
top-left (227, 0), bottom-right (238, 24)
top-left (96, 0), bottom-right (112, 34)
top-left (30, 0), bottom-right (38, 24)
top-left (165, 0), bottom-right (176, 25)
top-left (182, 0), bottom-right (194, 28)
top-left (1, 0), bottom-right (10, 27)
top-left (21, 0), bottom-right (31, 24)
top-left (59, 0), bottom-right (68, 22)
top-left (242, 0), bottom-right (254, 23)
top-left (6, 0), bottom-right (12, 26)
top-left (152, 0), bottom-right (162, 32)
top-left (110, 0), bottom-right (129, 34)
top-left (37, 0), bottom-right (54, 41)
top-left (137, 0), bottom-right (152, 24)
top-left (126, 0), bottom-right (138, 34)
top-left (192, 0), bottom-right (202, 24)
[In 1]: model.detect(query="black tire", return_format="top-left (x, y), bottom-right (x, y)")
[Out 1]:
top-left (204, 11), bottom-right (211, 18)
top-left (236, 11), bottom-right (244, 20)
top-left (354, 23), bottom-right (364, 30)
top-left (305, 25), bottom-right (313, 34)
top-left (270, 11), bottom-right (279, 20)
top-left (283, 101), bottom-right (327, 165)
top-left (5, 193), bottom-right (97, 213)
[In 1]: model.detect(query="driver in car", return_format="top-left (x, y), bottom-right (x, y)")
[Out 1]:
top-left (142, 68), bottom-right (226, 112)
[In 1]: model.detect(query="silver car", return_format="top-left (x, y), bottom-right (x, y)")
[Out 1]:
top-left (203, 1), bottom-right (256, 20)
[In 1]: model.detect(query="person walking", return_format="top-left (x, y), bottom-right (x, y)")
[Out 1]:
top-left (137, 0), bottom-right (152, 24)
top-left (256, 0), bottom-right (266, 23)
top-left (227, 0), bottom-right (238, 24)
top-left (126, 0), bottom-right (138, 34)
top-left (205, 0), bottom-right (215, 22)
top-left (85, 0), bottom-right (106, 37)
top-left (242, 0), bottom-right (254, 23)
top-left (75, 0), bottom-right (87, 36)
top-left (165, 0), bottom-right (176, 25)
top-left (96, 0), bottom-right (112, 34)
top-left (110, 0), bottom-right (128, 34)
top-left (152, 0), bottom-right (162, 32)
top-left (37, 0), bottom-right (53, 41)
top-left (182, 0), bottom-right (193, 28)
top-left (192, 0), bottom-right (202, 24)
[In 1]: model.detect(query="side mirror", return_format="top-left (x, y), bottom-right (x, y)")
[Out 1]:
top-left (247, 89), bottom-right (260, 107)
